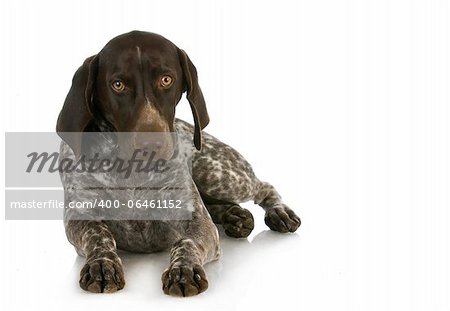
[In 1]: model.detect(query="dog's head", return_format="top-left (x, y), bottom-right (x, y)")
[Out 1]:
top-left (56, 31), bottom-right (208, 159)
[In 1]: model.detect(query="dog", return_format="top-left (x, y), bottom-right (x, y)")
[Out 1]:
top-left (56, 31), bottom-right (301, 297)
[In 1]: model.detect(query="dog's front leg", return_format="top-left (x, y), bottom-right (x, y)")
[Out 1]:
top-left (161, 213), bottom-right (221, 297)
top-left (65, 220), bottom-right (125, 293)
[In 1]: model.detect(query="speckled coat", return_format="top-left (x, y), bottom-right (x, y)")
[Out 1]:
top-left (60, 120), bottom-right (300, 296)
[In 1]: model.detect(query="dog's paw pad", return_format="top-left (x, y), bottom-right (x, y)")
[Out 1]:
top-left (264, 206), bottom-right (301, 233)
top-left (79, 258), bottom-right (125, 293)
top-left (222, 205), bottom-right (254, 238)
top-left (162, 264), bottom-right (208, 297)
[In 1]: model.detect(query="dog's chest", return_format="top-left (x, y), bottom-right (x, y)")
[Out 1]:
top-left (59, 122), bottom-right (197, 253)
top-left (104, 220), bottom-right (182, 253)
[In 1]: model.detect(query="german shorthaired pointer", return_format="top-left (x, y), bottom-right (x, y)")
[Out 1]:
top-left (56, 31), bottom-right (301, 297)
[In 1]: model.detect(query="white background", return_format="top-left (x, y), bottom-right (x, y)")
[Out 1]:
top-left (0, 0), bottom-right (449, 310)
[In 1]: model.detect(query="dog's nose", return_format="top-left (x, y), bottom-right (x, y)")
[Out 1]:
top-left (136, 140), bottom-right (163, 152)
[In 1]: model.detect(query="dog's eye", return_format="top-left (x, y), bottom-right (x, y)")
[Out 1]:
top-left (111, 80), bottom-right (126, 92)
top-left (160, 75), bottom-right (173, 88)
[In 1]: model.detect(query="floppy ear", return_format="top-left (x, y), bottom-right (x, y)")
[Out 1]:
top-left (56, 55), bottom-right (98, 157)
top-left (178, 49), bottom-right (209, 150)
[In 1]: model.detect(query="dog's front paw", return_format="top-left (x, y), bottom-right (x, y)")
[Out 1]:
top-left (265, 206), bottom-right (301, 233)
top-left (79, 258), bottom-right (125, 293)
top-left (222, 205), bottom-right (254, 238)
top-left (162, 264), bottom-right (208, 297)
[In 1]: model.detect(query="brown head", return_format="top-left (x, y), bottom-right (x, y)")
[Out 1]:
top-left (56, 31), bottom-right (209, 159)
